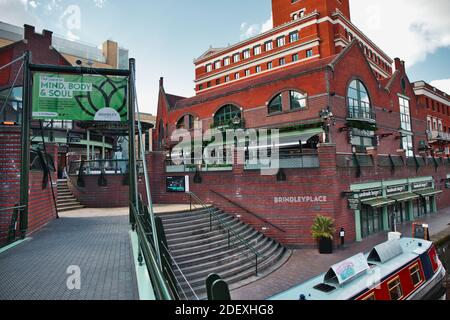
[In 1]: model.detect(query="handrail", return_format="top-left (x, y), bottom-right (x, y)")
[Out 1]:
top-left (209, 189), bottom-right (286, 233)
top-left (130, 203), bottom-right (174, 300)
top-left (0, 205), bottom-right (27, 212)
top-left (187, 192), bottom-right (260, 276)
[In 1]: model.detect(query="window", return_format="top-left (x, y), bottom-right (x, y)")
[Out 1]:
top-left (199, 84), bottom-right (203, 90)
top-left (399, 97), bottom-right (412, 132)
top-left (213, 104), bottom-right (242, 127)
top-left (224, 57), bottom-right (230, 66)
top-left (233, 53), bottom-right (240, 63)
top-left (255, 65), bottom-right (261, 73)
top-left (216, 79), bottom-right (220, 85)
top-left (0, 86), bottom-right (23, 124)
top-left (306, 49), bottom-right (313, 58)
top-left (214, 60), bottom-right (221, 69)
top-left (277, 36), bottom-right (285, 47)
top-left (243, 49), bottom-right (250, 59)
top-left (402, 134), bottom-right (414, 158)
top-left (267, 61), bottom-right (273, 70)
top-left (279, 58), bottom-right (286, 66)
top-left (347, 80), bottom-right (372, 120)
top-left (292, 13), bottom-right (298, 20)
top-left (206, 64), bottom-right (212, 72)
top-left (265, 41), bottom-right (273, 51)
top-left (410, 264), bottom-right (423, 287)
top-left (225, 75), bottom-right (230, 83)
top-left (234, 72), bottom-right (240, 80)
top-left (292, 53), bottom-right (299, 62)
top-left (245, 69), bottom-right (250, 76)
top-left (268, 90), bottom-right (307, 114)
top-left (362, 293), bottom-right (376, 301)
top-left (268, 93), bottom-right (282, 114)
top-left (290, 91), bottom-right (307, 110)
top-left (207, 81), bottom-right (211, 88)
top-left (388, 277), bottom-right (403, 300)
top-left (289, 32), bottom-right (299, 43)
top-left (176, 115), bottom-right (194, 130)
top-left (254, 45), bottom-right (261, 55)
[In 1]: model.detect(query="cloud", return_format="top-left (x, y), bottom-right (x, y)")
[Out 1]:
top-left (0, 0), bottom-right (41, 27)
top-left (240, 14), bottom-right (273, 41)
top-left (430, 79), bottom-right (450, 95)
top-left (351, 0), bottom-right (450, 67)
top-left (93, 0), bottom-right (107, 8)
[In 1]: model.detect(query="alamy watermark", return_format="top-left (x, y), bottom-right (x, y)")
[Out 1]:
top-left (66, 265), bottom-right (81, 290)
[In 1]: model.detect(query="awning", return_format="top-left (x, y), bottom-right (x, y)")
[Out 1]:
top-left (388, 192), bottom-right (420, 202)
top-left (206, 128), bottom-right (323, 149)
top-left (361, 197), bottom-right (396, 208)
top-left (414, 189), bottom-right (443, 197)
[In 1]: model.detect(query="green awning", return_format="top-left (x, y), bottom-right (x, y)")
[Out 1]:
top-left (361, 197), bottom-right (396, 208)
top-left (414, 189), bottom-right (443, 197)
top-left (388, 192), bottom-right (420, 202)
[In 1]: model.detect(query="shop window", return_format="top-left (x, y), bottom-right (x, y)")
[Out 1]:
top-left (0, 86), bottom-right (23, 124)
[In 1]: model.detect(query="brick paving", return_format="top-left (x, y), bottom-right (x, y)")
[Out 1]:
top-left (0, 208), bottom-right (138, 300)
top-left (231, 207), bottom-right (450, 300)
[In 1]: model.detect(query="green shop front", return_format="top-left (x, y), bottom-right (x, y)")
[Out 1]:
top-left (349, 177), bottom-right (443, 241)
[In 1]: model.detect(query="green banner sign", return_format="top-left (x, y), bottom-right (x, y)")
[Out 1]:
top-left (32, 73), bottom-right (128, 122)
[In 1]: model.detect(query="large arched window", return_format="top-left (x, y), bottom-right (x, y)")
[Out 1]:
top-left (268, 90), bottom-right (307, 114)
top-left (213, 104), bottom-right (242, 128)
top-left (347, 80), bottom-right (372, 120)
top-left (176, 114), bottom-right (194, 130)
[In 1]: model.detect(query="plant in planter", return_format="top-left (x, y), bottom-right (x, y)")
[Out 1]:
top-left (311, 215), bottom-right (336, 254)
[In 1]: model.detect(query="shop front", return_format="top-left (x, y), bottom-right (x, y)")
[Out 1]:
top-left (349, 177), bottom-right (441, 242)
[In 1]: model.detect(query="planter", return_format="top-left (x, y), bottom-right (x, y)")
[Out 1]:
top-left (318, 237), bottom-right (333, 254)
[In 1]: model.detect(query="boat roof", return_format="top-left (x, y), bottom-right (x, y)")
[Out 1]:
top-left (268, 238), bottom-right (432, 300)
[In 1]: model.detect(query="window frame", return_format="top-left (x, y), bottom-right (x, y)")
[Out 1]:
top-left (409, 263), bottom-right (424, 288)
top-left (387, 276), bottom-right (404, 301)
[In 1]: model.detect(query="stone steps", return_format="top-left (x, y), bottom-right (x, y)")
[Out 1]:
top-left (56, 179), bottom-right (84, 212)
top-left (159, 206), bottom-right (290, 300)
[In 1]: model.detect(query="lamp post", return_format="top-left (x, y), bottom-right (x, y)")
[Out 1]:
top-left (319, 107), bottom-right (334, 144)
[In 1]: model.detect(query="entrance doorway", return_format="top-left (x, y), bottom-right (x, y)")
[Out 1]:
top-left (360, 205), bottom-right (383, 238)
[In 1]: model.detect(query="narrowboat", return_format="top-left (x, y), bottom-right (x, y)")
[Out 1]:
top-left (269, 238), bottom-right (447, 300)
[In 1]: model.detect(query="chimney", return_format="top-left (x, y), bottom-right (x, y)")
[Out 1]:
top-left (159, 77), bottom-right (164, 87)
top-left (42, 29), bottom-right (53, 43)
top-left (24, 24), bottom-right (35, 40)
top-left (102, 40), bottom-right (118, 68)
top-left (394, 58), bottom-right (405, 73)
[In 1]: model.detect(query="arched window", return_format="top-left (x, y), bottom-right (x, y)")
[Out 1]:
top-left (347, 80), bottom-right (372, 120)
top-left (176, 114), bottom-right (194, 130)
top-left (268, 90), bottom-right (307, 114)
top-left (213, 104), bottom-right (242, 127)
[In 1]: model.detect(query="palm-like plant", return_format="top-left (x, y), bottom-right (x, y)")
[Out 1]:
top-left (311, 215), bottom-right (336, 240)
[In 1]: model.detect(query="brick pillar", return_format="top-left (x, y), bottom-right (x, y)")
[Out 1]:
top-left (146, 151), bottom-right (166, 203)
top-left (317, 143), bottom-right (337, 175)
top-left (367, 147), bottom-right (378, 175)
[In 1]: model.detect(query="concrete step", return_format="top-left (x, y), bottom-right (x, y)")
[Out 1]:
top-left (57, 199), bottom-right (80, 205)
top-left (167, 223), bottom-right (251, 249)
top-left (164, 214), bottom-right (236, 236)
top-left (177, 243), bottom-right (284, 294)
top-left (57, 205), bottom-right (84, 212)
top-left (162, 210), bottom-right (228, 229)
top-left (57, 195), bottom-right (76, 200)
top-left (158, 208), bottom-right (220, 223)
top-left (171, 228), bottom-right (260, 260)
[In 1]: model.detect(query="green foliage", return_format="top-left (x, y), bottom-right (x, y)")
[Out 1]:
top-left (279, 121), bottom-right (323, 133)
top-left (346, 120), bottom-right (378, 132)
top-left (311, 215), bottom-right (336, 240)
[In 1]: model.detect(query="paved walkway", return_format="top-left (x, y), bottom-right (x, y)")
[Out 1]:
top-left (0, 208), bottom-right (138, 300)
top-left (231, 207), bottom-right (450, 300)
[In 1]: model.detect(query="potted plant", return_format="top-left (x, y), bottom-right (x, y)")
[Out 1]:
top-left (311, 215), bottom-right (336, 254)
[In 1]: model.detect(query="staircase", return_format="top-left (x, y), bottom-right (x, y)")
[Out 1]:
top-left (159, 207), bottom-right (291, 300)
top-left (57, 179), bottom-right (84, 212)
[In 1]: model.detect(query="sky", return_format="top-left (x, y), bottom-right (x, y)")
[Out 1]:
top-left (0, 0), bottom-right (449, 115)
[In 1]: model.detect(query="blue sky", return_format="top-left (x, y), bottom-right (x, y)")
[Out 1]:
top-left (0, 0), bottom-right (449, 114)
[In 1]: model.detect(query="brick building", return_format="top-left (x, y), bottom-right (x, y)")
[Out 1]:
top-left (153, 0), bottom-right (450, 247)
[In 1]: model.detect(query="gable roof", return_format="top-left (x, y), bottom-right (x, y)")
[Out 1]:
top-left (194, 47), bottom-right (225, 63)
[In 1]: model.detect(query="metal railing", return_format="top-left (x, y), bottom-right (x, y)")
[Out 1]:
top-left (0, 205), bottom-right (26, 248)
top-left (428, 130), bottom-right (450, 142)
top-left (347, 105), bottom-right (376, 122)
top-left (209, 189), bottom-right (286, 233)
top-left (69, 160), bottom-right (144, 176)
top-left (130, 201), bottom-right (174, 300)
top-left (187, 192), bottom-right (260, 276)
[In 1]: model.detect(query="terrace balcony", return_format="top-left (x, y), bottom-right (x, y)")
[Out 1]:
top-left (427, 130), bottom-right (450, 142)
